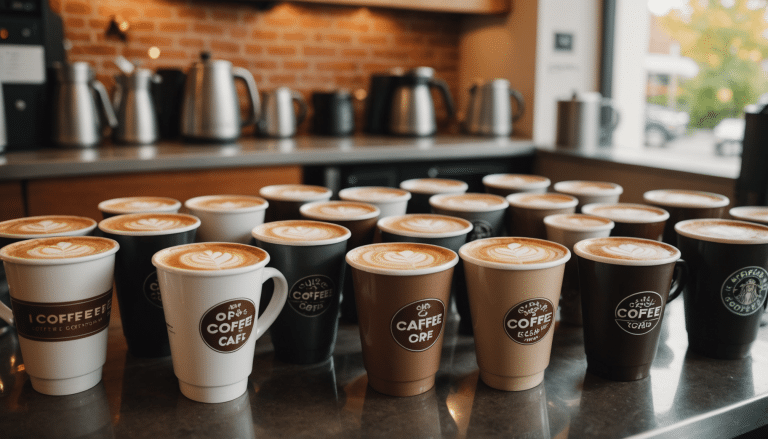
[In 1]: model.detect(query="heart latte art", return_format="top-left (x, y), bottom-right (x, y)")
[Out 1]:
top-left (348, 243), bottom-right (456, 272)
top-left (179, 250), bottom-right (244, 270)
top-left (318, 205), bottom-right (371, 218)
top-left (124, 218), bottom-right (185, 231)
top-left (601, 243), bottom-right (668, 260)
top-left (460, 238), bottom-right (568, 266)
top-left (403, 218), bottom-right (449, 231)
top-left (27, 241), bottom-right (96, 258)
top-left (490, 243), bottom-right (555, 263)
top-left (272, 225), bottom-right (336, 241)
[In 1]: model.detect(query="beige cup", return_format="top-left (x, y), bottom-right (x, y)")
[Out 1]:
top-left (184, 195), bottom-right (269, 244)
top-left (482, 174), bottom-right (551, 197)
top-left (506, 193), bottom-right (578, 239)
top-left (643, 189), bottom-right (730, 245)
top-left (582, 203), bottom-right (669, 241)
top-left (460, 237), bottom-right (570, 391)
top-left (553, 181), bottom-right (623, 212)
top-left (346, 242), bottom-right (458, 397)
top-left (98, 196), bottom-right (181, 219)
top-left (339, 187), bottom-right (412, 219)
top-left (259, 184), bottom-right (332, 222)
top-left (400, 178), bottom-right (468, 214)
top-left (544, 214), bottom-right (614, 325)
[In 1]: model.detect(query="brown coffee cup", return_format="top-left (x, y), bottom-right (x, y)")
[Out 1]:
top-left (553, 181), bottom-right (623, 212)
top-left (574, 237), bottom-right (686, 381)
top-left (482, 174), bottom-right (551, 197)
top-left (582, 203), bottom-right (669, 241)
top-left (98, 197), bottom-right (181, 219)
top-left (459, 237), bottom-right (570, 391)
top-left (506, 193), bottom-right (578, 239)
top-left (259, 184), bottom-right (332, 222)
top-left (643, 189), bottom-right (729, 245)
top-left (346, 242), bottom-right (458, 396)
top-left (729, 206), bottom-right (768, 225)
top-left (429, 193), bottom-right (509, 241)
top-left (400, 178), bottom-right (468, 214)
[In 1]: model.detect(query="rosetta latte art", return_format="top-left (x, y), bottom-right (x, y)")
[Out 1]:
top-left (318, 206), bottom-right (370, 217)
top-left (403, 219), bottom-right (449, 232)
top-left (601, 243), bottom-right (667, 259)
top-left (490, 243), bottom-right (552, 263)
top-left (271, 225), bottom-right (334, 241)
top-left (701, 225), bottom-right (760, 240)
top-left (363, 249), bottom-right (436, 269)
top-left (179, 250), bottom-right (244, 270)
top-left (124, 218), bottom-right (183, 231)
top-left (27, 241), bottom-right (94, 258)
top-left (18, 220), bottom-right (71, 233)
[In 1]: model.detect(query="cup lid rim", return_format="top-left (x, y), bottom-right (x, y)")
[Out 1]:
top-left (543, 213), bottom-right (615, 232)
top-left (152, 242), bottom-right (271, 276)
top-left (581, 203), bottom-right (670, 223)
top-left (97, 196), bottom-right (182, 214)
top-left (346, 242), bottom-right (458, 276)
top-left (675, 219), bottom-right (768, 244)
top-left (399, 178), bottom-right (468, 194)
top-left (459, 237), bottom-right (571, 270)
top-left (251, 220), bottom-right (351, 246)
top-left (184, 195), bottom-right (269, 213)
top-left (0, 236), bottom-right (120, 265)
top-left (0, 215), bottom-right (97, 239)
top-left (258, 184), bottom-right (332, 202)
top-left (99, 213), bottom-right (201, 236)
top-left (429, 193), bottom-right (509, 212)
top-left (377, 214), bottom-right (473, 238)
top-left (506, 193), bottom-right (579, 209)
top-left (553, 180), bottom-right (624, 196)
top-left (299, 201), bottom-right (380, 221)
top-left (338, 187), bottom-right (412, 203)
top-left (573, 237), bottom-right (681, 266)
top-left (482, 174), bottom-right (551, 190)
top-left (729, 206), bottom-right (768, 223)
top-left (642, 189), bottom-right (730, 208)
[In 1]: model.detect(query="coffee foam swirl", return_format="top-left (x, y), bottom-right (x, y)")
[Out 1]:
top-left (179, 250), bottom-right (245, 270)
top-left (124, 218), bottom-right (185, 231)
top-left (252, 220), bottom-right (350, 245)
top-left (730, 207), bottom-right (768, 224)
top-left (153, 243), bottom-right (266, 271)
top-left (600, 243), bottom-right (667, 260)
top-left (575, 237), bottom-right (679, 266)
top-left (554, 180), bottom-right (622, 194)
top-left (364, 249), bottom-right (436, 269)
top-left (187, 195), bottom-right (267, 211)
top-left (490, 243), bottom-right (552, 263)
top-left (465, 239), bottom-right (566, 265)
top-left (99, 197), bottom-right (180, 214)
top-left (644, 190), bottom-right (728, 208)
top-left (272, 225), bottom-right (336, 241)
top-left (508, 193), bottom-right (578, 209)
top-left (0, 236), bottom-right (118, 261)
top-left (300, 201), bottom-right (379, 220)
top-left (259, 184), bottom-right (331, 201)
top-left (431, 193), bottom-right (508, 212)
top-left (379, 214), bottom-right (472, 238)
top-left (400, 178), bottom-right (468, 194)
top-left (20, 220), bottom-right (71, 233)
top-left (0, 216), bottom-right (96, 237)
top-left (27, 241), bottom-right (95, 258)
top-left (340, 187), bottom-right (410, 202)
top-left (586, 204), bottom-right (667, 221)
top-left (546, 214), bottom-right (612, 229)
top-left (675, 219), bottom-right (768, 243)
top-left (347, 243), bottom-right (457, 275)
top-left (99, 213), bottom-right (200, 236)
top-left (484, 174), bottom-right (550, 188)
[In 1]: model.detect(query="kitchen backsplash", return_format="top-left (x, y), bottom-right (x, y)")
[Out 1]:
top-left (50, 0), bottom-right (461, 101)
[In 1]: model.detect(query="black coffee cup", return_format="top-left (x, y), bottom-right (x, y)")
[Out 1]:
top-left (252, 220), bottom-right (351, 364)
top-left (675, 219), bottom-right (768, 359)
top-left (99, 213), bottom-right (200, 357)
top-left (312, 90), bottom-right (355, 136)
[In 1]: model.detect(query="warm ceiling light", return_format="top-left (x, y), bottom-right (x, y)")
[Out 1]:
top-left (148, 46), bottom-right (161, 59)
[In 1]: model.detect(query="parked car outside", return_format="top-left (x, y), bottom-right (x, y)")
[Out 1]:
top-left (713, 118), bottom-right (745, 157)
top-left (644, 104), bottom-right (690, 148)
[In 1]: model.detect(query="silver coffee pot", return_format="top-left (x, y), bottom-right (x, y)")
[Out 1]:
top-left (51, 62), bottom-right (118, 148)
top-left (464, 79), bottom-right (526, 137)
top-left (388, 67), bottom-right (455, 137)
top-left (180, 52), bottom-right (260, 142)
top-left (113, 68), bottom-right (161, 145)
top-left (258, 87), bottom-right (308, 138)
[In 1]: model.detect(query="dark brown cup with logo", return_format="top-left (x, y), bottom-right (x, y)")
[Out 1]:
top-left (460, 237), bottom-right (570, 391)
top-left (400, 178), bottom-right (468, 214)
top-left (553, 180), bottom-right (623, 213)
top-left (251, 220), bottom-right (351, 364)
top-left (301, 200), bottom-right (381, 323)
top-left (259, 184), bottom-right (332, 222)
top-left (99, 213), bottom-right (200, 357)
top-left (675, 219), bottom-right (768, 359)
top-left (98, 196), bottom-right (182, 219)
top-left (574, 237), bottom-right (685, 381)
top-left (482, 174), bottom-right (551, 197)
top-left (582, 203), bottom-right (670, 241)
top-left (506, 193), bottom-right (578, 239)
top-left (643, 189), bottom-right (730, 245)
top-left (429, 193), bottom-right (509, 241)
top-left (0, 236), bottom-right (119, 395)
top-left (346, 242), bottom-right (458, 397)
top-left (730, 206), bottom-right (768, 225)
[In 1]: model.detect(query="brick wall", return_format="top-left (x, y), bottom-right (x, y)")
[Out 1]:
top-left (50, 0), bottom-right (463, 133)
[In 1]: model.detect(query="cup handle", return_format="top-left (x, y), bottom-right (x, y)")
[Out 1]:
top-left (0, 300), bottom-right (14, 326)
top-left (667, 259), bottom-right (688, 303)
top-left (254, 267), bottom-right (288, 340)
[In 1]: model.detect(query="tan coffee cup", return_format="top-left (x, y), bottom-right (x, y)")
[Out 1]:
top-left (400, 178), bottom-right (468, 214)
top-left (582, 203), bottom-right (669, 241)
top-left (553, 180), bottom-right (623, 212)
top-left (459, 237), bottom-right (570, 391)
top-left (339, 187), bottom-right (412, 219)
top-left (346, 242), bottom-right (458, 396)
top-left (506, 193), bottom-right (578, 239)
top-left (643, 189), bottom-right (730, 245)
top-left (185, 195), bottom-right (269, 244)
top-left (482, 174), bottom-right (551, 197)
top-left (259, 184), bottom-right (333, 222)
top-left (98, 197), bottom-right (181, 219)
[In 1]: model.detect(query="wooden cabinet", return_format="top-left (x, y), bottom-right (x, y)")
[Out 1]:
top-left (23, 166), bottom-right (302, 220)
top-left (257, 0), bottom-right (510, 14)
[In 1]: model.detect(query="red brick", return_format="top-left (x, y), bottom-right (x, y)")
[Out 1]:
top-left (65, 32), bottom-right (91, 42)
top-left (179, 38), bottom-right (205, 49)
top-left (322, 34), bottom-right (352, 44)
top-left (64, 1), bottom-right (91, 15)
top-left (264, 17), bottom-right (296, 27)
top-left (300, 17), bottom-right (332, 28)
top-left (337, 21), bottom-right (369, 33)
top-left (194, 23), bottom-right (224, 34)
top-left (212, 10), bottom-right (239, 21)
top-left (137, 36), bottom-right (173, 46)
top-left (252, 30), bottom-right (279, 40)
top-left (254, 60), bottom-right (278, 70)
top-left (267, 46), bottom-right (296, 56)
top-left (373, 49), bottom-right (409, 60)
top-left (81, 45), bottom-right (117, 56)
top-left (342, 49), bottom-right (367, 58)
top-left (300, 74), bottom-right (334, 84)
top-left (358, 35), bottom-right (387, 45)
top-left (122, 48), bottom-right (151, 59)
top-left (154, 50), bottom-right (187, 60)
top-left (245, 45), bottom-right (263, 55)
top-left (284, 61), bottom-right (309, 70)
top-left (178, 9), bottom-right (207, 20)
top-left (284, 32), bottom-right (307, 42)
top-left (269, 74), bottom-right (296, 85)
top-left (89, 19), bottom-right (109, 29)
top-left (64, 17), bottom-right (85, 28)
top-left (132, 21), bottom-right (155, 32)
top-left (316, 62), bottom-right (356, 72)
top-left (144, 7), bottom-right (173, 19)
top-left (395, 35), bottom-right (425, 46)
top-left (303, 47), bottom-right (335, 57)
top-left (230, 27), bottom-right (248, 39)
top-left (211, 41), bottom-right (240, 54)
top-left (158, 22), bottom-right (187, 33)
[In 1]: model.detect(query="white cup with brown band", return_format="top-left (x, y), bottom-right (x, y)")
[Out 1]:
top-left (185, 195), bottom-right (269, 244)
top-left (482, 174), bottom-right (551, 197)
top-left (98, 196), bottom-right (182, 219)
top-left (0, 236), bottom-right (119, 395)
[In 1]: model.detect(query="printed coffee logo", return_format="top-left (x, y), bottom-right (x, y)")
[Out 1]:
top-left (142, 271), bottom-right (163, 309)
top-left (504, 298), bottom-right (554, 344)
top-left (614, 292), bottom-right (663, 335)
top-left (11, 289), bottom-right (112, 342)
top-left (288, 275), bottom-right (335, 317)
top-left (390, 299), bottom-right (445, 352)
top-left (199, 298), bottom-right (256, 353)
top-left (469, 219), bottom-right (493, 241)
top-left (721, 266), bottom-right (768, 316)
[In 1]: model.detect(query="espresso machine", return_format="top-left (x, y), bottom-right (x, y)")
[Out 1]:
top-left (0, 0), bottom-right (65, 152)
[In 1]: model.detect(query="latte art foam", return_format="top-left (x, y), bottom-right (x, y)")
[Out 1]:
top-left (300, 201), bottom-right (379, 221)
top-left (643, 189), bottom-right (729, 208)
top-left (378, 214), bottom-right (473, 238)
top-left (99, 213), bottom-right (200, 236)
top-left (0, 236), bottom-right (118, 261)
top-left (675, 219), bottom-right (768, 244)
top-left (186, 195), bottom-right (267, 211)
top-left (124, 218), bottom-right (185, 231)
top-left (252, 220), bottom-right (351, 246)
top-left (179, 250), bottom-right (245, 270)
top-left (484, 174), bottom-right (549, 187)
top-left (574, 237), bottom-right (680, 266)
top-left (347, 242), bottom-right (457, 275)
top-left (259, 184), bottom-right (332, 202)
top-left (400, 178), bottom-right (468, 195)
top-left (339, 187), bottom-right (410, 202)
top-left (153, 243), bottom-right (266, 271)
top-left (98, 197), bottom-right (181, 214)
top-left (272, 225), bottom-right (337, 240)
top-left (462, 238), bottom-right (567, 266)
top-left (507, 193), bottom-right (578, 208)
top-left (555, 181), bottom-right (621, 194)
top-left (364, 249), bottom-right (436, 269)
top-left (430, 193), bottom-right (508, 212)
top-left (0, 215), bottom-right (96, 237)
top-left (601, 243), bottom-right (668, 260)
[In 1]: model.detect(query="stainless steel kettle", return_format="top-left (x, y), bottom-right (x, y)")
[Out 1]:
top-left (51, 62), bottom-right (118, 148)
top-left (113, 68), bottom-right (161, 145)
top-left (258, 87), bottom-right (308, 138)
top-left (388, 67), bottom-right (455, 137)
top-left (464, 79), bottom-right (525, 136)
top-left (180, 52), bottom-right (260, 142)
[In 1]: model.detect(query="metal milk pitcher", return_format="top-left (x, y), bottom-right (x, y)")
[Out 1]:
top-left (51, 62), bottom-right (117, 148)
top-left (113, 68), bottom-right (161, 145)
top-left (464, 79), bottom-right (525, 136)
top-left (556, 92), bottom-right (620, 150)
top-left (258, 87), bottom-right (308, 138)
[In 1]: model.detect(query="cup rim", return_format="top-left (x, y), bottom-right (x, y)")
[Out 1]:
top-left (98, 196), bottom-right (182, 214)
top-left (399, 178), bottom-right (468, 195)
top-left (0, 215), bottom-right (98, 239)
top-left (299, 200), bottom-right (380, 221)
top-left (338, 186), bottom-right (412, 204)
top-left (184, 195), bottom-right (269, 213)
top-left (482, 173), bottom-right (551, 190)
top-left (377, 214), bottom-right (473, 238)
top-left (729, 206), bottom-right (768, 224)
top-left (574, 236), bottom-right (681, 266)
top-left (152, 242), bottom-right (271, 276)
top-left (581, 203), bottom-right (670, 224)
top-left (258, 184), bottom-right (332, 202)
top-left (99, 213), bottom-right (201, 236)
top-left (251, 220), bottom-right (351, 246)
top-left (642, 189), bottom-right (730, 208)
top-left (553, 180), bottom-right (623, 196)
top-left (346, 242), bottom-right (459, 276)
top-left (429, 193), bottom-right (509, 213)
top-left (543, 213), bottom-right (615, 232)
top-left (459, 237), bottom-right (571, 271)
top-left (675, 218), bottom-right (768, 244)
top-left (506, 193), bottom-right (579, 210)
top-left (0, 236), bottom-right (120, 265)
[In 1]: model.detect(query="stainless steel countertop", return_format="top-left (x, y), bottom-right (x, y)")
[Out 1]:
top-left (0, 136), bottom-right (536, 181)
top-left (0, 299), bottom-right (766, 438)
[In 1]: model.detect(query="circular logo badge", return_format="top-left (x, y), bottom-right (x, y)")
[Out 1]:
top-left (142, 271), bottom-right (163, 309)
top-left (504, 298), bottom-right (554, 344)
top-left (469, 219), bottom-right (493, 241)
top-left (721, 266), bottom-right (768, 316)
top-left (614, 291), bottom-right (663, 335)
top-left (199, 298), bottom-right (256, 353)
top-left (288, 275), bottom-right (335, 317)
top-left (390, 298), bottom-right (445, 352)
